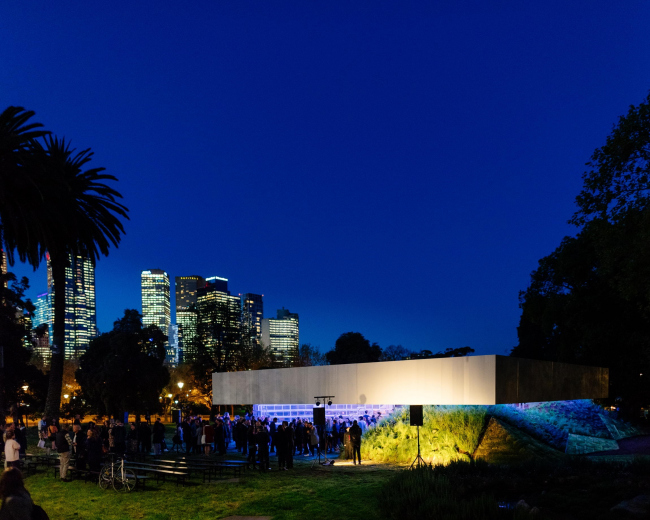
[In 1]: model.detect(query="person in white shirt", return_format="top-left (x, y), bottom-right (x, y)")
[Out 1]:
top-left (4, 431), bottom-right (21, 469)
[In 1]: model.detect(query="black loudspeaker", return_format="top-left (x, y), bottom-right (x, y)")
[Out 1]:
top-left (313, 407), bottom-right (326, 426)
top-left (410, 405), bottom-right (423, 426)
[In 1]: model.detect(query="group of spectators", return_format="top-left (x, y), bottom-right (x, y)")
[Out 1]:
top-left (35, 415), bottom-right (168, 481)
top-left (9, 408), bottom-right (379, 481)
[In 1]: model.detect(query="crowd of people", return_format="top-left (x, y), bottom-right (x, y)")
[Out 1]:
top-left (0, 409), bottom-right (381, 482)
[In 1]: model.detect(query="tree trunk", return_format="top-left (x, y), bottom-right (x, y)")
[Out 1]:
top-left (43, 255), bottom-right (66, 420)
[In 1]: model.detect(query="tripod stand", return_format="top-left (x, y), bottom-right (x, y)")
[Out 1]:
top-left (311, 432), bottom-right (333, 468)
top-left (410, 425), bottom-right (426, 468)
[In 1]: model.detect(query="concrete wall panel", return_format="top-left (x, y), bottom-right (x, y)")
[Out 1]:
top-left (213, 355), bottom-right (608, 405)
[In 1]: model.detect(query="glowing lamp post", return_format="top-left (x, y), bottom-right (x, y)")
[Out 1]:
top-left (177, 382), bottom-right (185, 421)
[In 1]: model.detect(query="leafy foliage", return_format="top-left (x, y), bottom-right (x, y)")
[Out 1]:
top-left (411, 346), bottom-right (475, 359)
top-left (379, 344), bottom-right (411, 361)
top-left (571, 91), bottom-right (650, 225)
top-left (325, 332), bottom-right (382, 365)
top-left (294, 343), bottom-right (328, 366)
top-left (378, 465), bottom-right (513, 520)
top-left (0, 272), bottom-right (48, 421)
top-left (516, 93), bottom-right (650, 414)
top-left (361, 405), bottom-right (487, 465)
top-left (76, 310), bottom-right (169, 418)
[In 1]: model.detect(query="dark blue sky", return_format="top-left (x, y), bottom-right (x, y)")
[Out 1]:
top-left (4, 2), bottom-right (650, 355)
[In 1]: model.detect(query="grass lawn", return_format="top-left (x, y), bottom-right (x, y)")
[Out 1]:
top-left (26, 461), bottom-right (395, 520)
top-left (21, 420), bottom-right (396, 520)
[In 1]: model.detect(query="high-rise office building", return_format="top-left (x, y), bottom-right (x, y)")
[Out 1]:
top-left (261, 307), bottom-right (299, 366)
top-left (33, 292), bottom-right (52, 360)
top-left (141, 269), bottom-right (171, 332)
top-left (241, 293), bottom-right (264, 351)
top-left (47, 253), bottom-right (98, 358)
top-left (175, 276), bottom-right (206, 310)
top-left (174, 275), bottom-right (205, 364)
top-left (1, 249), bottom-right (7, 287)
top-left (176, 308), bottom-right (198, 363)
top-left (168, 324), bottom-right (179, 366)
top-left (33, 292), bottom-right (52, 333)
top-left (193, 276), bottom-right (241, 364)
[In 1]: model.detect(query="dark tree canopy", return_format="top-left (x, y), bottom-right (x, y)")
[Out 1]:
top-left (572, 91), bottom-right (650, 226)
top-left (513, 216), bottom-right (650, 408)
top-left (379, 344), bottom-right (412, 361)
top-left (411, 346), bottom-right (475, 359)
top-left (295, 343), bottom-right (328, 367)
top-left (325, 332), bottom-right (382, 365)
top-left (0, 272), bottom-right (48, 423)
top-left (516, 93), bottom-right (650, 414)
top-left (76, 310), bottom-right (169, 418)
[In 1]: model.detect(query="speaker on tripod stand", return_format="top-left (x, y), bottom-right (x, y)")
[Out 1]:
top-left (312, 407), bottom-right (329, 467)
top-left (409, 405), bottom-right (426, 468)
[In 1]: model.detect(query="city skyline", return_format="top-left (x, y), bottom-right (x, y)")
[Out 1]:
top-left (5, 2), bottom-right (650, 356)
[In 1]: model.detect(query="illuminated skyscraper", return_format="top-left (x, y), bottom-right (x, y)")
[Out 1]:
top-left (47, 254), bottom-right (98, 358)
top-left (175, 276), bottom-right (206, 310)
top-left (261, 308), bottom-right (299, 366)
top-left (1, 249), bottom-right (7, 287)
top-left (31, 294), bottom-right (51, 361)
top-left (174, 276), bottom-right (205, 363)
top-left (176, 308), bottom-right (198, 363)
top-left (241, 293), bottom-right (264, 351)
top-left (141, 269), bottom-right (171, 333)
top-left (193, 276), bottom-right (241, 364)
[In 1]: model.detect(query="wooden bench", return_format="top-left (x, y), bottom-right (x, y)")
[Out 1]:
top-left (125, 465), bottom-right (188, 487)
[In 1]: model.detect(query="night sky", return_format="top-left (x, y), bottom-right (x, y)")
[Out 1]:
top-left (4, 2), bottom-right (650, 356)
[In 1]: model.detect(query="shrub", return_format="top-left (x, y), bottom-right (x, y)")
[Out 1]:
top-left (361, 405), bottom-right (487, 465)
top-left (378, 465), bottom-right (512, 520)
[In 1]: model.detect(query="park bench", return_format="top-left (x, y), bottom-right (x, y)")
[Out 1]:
top-left (170, 460), bottom-right (242, 481)
top-left (125, 464), bottom-right (188, 487)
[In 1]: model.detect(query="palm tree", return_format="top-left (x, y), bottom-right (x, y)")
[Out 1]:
top-left (0, 106), bottom-right (49, 425)
top-left (1, 107), bottom-right (129, 420)
top-left (0, 106), bottom-right (50, 268)
top-left (39, 136), bottom-right (129, 419)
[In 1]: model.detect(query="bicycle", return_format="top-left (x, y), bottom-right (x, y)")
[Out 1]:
top-left (99, 455), bottom-right (136, 491)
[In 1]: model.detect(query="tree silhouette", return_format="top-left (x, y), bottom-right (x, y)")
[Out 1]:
top-left (40, 136), bottom-right (128, 419)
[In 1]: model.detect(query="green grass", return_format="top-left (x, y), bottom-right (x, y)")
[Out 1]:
top-left (361, 405), bottom-right (487, 465)
top-left (20, 424), bottom-right (395, 520)
top-left (25, 467), bottom-right (392, 520)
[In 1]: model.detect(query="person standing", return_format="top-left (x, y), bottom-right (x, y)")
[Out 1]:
top-left (181, 419), bottom-right (192, 455)
top-left (55, 425), bottom-right (73, 481)
top-left (203, 421), bottom-right (214, 455)
top-left (152, 419), bottom-right (165, 457)
top-left (72, 425), bottom-right (87, 470)
top-left (246, 422), bottom-right (257, 469)
top-left (276, 422), bottom-right (286, 470)
top-left (285, 422), bottom-right (295, 469)
top-left (86, 430), bottom-right (102, 473)
top-left (349, 420), bottom-right (362, 465)
top-left (139, 421), bottom-right (152, 455)
top-left (269, 418), bottom-right (278, 453)
top-left (257, 422), bottom-right (270, 472)
top-left (3, 432), bottom-right (20, 469)
top-left (112, 421), bottom-right (126, 456)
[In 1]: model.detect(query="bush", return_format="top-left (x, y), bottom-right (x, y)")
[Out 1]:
top-left (378, 465), bottom-right (512, 520)
top-left (361, 405), bottom-right (487, 465)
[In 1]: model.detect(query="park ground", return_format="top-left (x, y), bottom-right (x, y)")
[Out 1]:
top-left (18, 424), bottom-right (650, 519)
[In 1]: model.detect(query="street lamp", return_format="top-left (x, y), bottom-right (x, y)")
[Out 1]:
top-left (22, 384), bottom-right (28, 393)
top-left (177, 382), bottom-right (185, 422)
